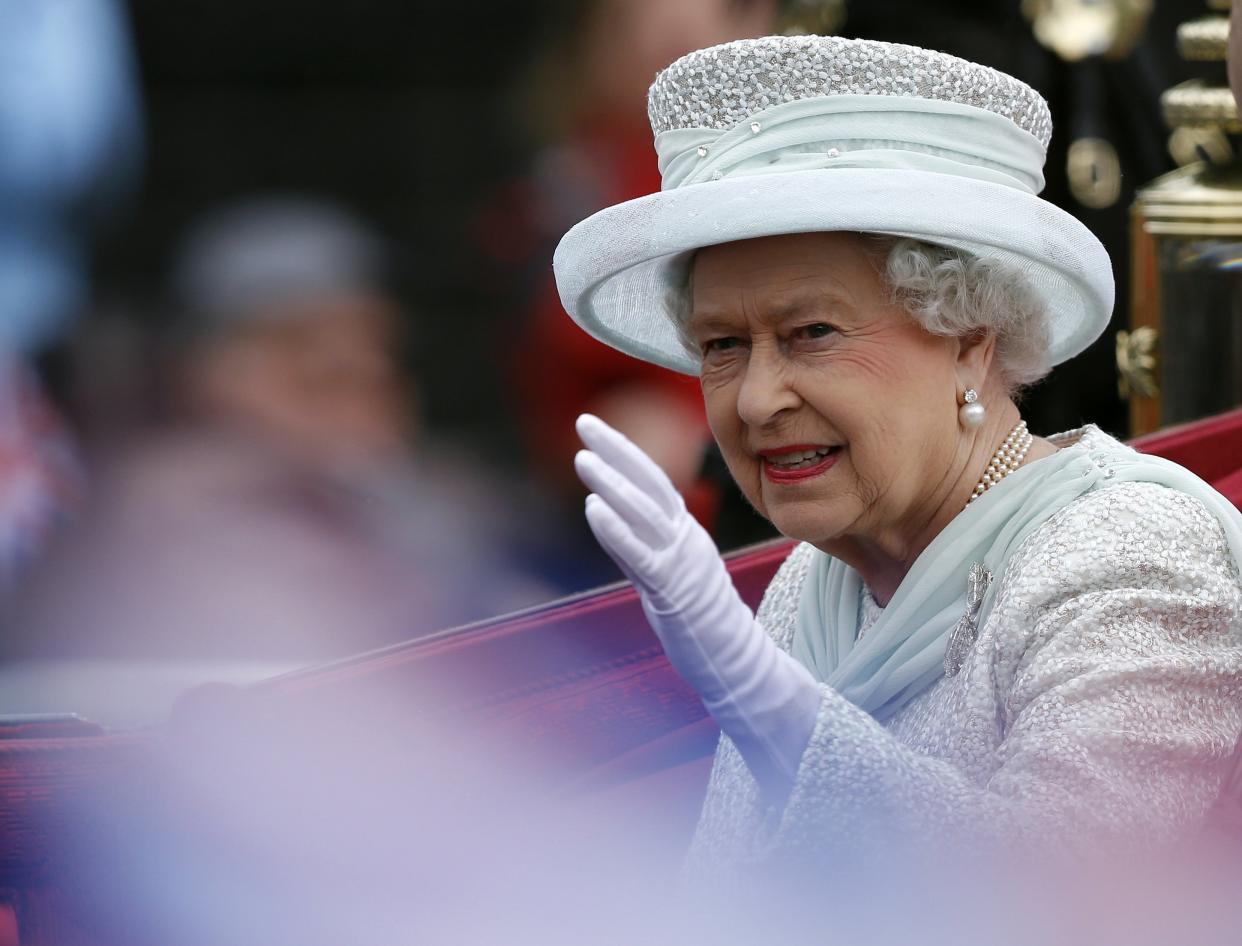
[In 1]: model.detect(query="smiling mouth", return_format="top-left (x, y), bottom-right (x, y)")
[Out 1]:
top-left (760, 445), bottom-right (842, 483)
top-left (762, 445), bottom-right (839, 469)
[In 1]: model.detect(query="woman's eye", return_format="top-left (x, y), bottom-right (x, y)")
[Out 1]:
top-left (702, 336), bottom-right (743, 355)
top-left (800, 323), bottom-right (836, 340)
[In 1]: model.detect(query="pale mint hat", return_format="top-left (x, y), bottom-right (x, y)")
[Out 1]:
top-left (552, 35), bottom-right (1114, 375)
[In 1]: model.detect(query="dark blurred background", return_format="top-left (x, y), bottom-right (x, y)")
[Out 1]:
top-left (88, 1), bottom-right (1200, 441)
top-left (94, 1), bottom-right (544, 439)
top-left (0, 0), bottom-right (1217, 723)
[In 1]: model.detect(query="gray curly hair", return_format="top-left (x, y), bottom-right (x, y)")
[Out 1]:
top-left (675, 237), bottom-right (1052, 392)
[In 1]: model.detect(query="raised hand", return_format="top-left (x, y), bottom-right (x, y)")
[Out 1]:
top-left (574, 414), bottom-right (821, 797)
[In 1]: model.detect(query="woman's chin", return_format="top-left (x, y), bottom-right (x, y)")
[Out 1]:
top-left (768, 505), bottom-right (849, 547)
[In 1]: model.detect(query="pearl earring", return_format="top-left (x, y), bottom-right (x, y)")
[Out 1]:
top-left (959, 388), bottom-right (986, 428)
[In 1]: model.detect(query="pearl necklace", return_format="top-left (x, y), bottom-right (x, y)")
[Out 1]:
top-left (966, 420), bottom-right (1032, 506)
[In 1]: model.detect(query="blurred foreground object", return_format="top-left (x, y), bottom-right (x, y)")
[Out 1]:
top-left (2, 198), bottom-right (547, 727)
top-left (1126, 0), bottom-right (1242, 434)
top-left (1, 409), bottom-right (1242, 943)
top-left (0, 541), bottom-right (789, 945)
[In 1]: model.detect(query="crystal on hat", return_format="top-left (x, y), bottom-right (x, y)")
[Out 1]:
top-left (648, 36), bottom-right (1051, 148)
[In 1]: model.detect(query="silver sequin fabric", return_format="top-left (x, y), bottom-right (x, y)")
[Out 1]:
top-left (648, 36), bottom-right (1053, 147)
top-left (687, 426), bottom-right (1242, 870)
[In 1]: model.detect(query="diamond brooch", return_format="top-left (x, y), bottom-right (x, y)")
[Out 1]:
top-left (944, 562), bottom-right (992, 677)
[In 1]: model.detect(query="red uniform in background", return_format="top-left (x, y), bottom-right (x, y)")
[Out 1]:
top-left (477, 0), bottom-right (781, 549)
top-left (508, 117), bottom-right (718, 528)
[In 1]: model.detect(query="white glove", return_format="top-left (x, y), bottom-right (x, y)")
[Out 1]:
top-left (574, 414), bottom-right (821, 798)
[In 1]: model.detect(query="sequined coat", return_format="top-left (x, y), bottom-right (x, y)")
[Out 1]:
top-left (687, 427), bottom-right (1242, 868)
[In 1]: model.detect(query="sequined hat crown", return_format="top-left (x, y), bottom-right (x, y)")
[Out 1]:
top-left (648, 36), bottom-right (1051, 146)
top-left (552, 36), bottom-right (1113, 376)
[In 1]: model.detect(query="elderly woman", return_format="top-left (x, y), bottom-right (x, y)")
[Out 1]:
top-left (553, 36), bottom-right (1242, 866)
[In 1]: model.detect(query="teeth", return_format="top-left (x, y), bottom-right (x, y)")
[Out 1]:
top-left (766, 446), bottom-right (836, 467)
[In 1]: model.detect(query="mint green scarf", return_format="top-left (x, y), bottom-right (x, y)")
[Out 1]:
top-left (792, 430), bottom-right (1242, 722)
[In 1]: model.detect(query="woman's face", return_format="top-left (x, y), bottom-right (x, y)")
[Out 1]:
top-left (689, 231), bottom-right (968, 554)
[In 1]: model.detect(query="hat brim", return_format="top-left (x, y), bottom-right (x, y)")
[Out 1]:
top-left (553, 168), bottom-right (1114, 376)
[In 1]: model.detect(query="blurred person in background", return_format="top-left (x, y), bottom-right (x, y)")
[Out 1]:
top-left (0, 0), bottom-right (142, 591)
top-left (478, 0), bottom-right (780, 592)
top-left (1, 197), bottom-right (548, 727)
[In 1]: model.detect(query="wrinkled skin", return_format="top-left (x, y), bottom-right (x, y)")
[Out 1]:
top-left (688, 231), bottom-right (1053, 603)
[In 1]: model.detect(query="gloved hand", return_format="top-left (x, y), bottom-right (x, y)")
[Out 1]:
top-left (574, 414), bottom-right (821, 798)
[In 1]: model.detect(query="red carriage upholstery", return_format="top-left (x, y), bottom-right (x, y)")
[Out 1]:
top-left (1129, 408), bottom-right (1242, 507)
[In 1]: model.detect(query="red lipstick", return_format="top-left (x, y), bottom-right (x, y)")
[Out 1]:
top-left (759, 445), bottom-right (841, 484)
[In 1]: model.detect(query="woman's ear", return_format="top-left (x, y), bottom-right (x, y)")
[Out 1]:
top-left (954, 328), bottom-right (998, 391)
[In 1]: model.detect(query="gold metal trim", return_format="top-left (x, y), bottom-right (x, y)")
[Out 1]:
top-left (1177, 16), bottom-right (1230, 61)
top-left (1128, 206), bottom-right (1162, 434)
top-left (1162, 80), bottom-right (1241, 131)
top-left (1134, 163), bottom-right (1242, 231)
top-left (1116, 327), bottom-right (1160, 400)
top-left (1067, 137), bottom-right (1123, 208)
top-left (1143, 220), bottom-right (1242, 235)
top-left (1022, 0), bottom-right (1153, 61)
top-left (780, 0), bottom-right (848, 36)
top-left (1168, 125), bottom-right (1234, 167)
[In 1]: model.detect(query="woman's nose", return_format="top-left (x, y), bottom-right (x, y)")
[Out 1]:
top-left (735, 347), bottom-right (800, 426)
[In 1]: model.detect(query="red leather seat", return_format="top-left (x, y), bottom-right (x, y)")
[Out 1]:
top-left (1130, 408), bottom-right (1242, 507)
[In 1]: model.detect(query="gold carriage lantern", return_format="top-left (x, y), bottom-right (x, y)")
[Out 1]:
top-left (1126, 0), bottom-right (1242, 435)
